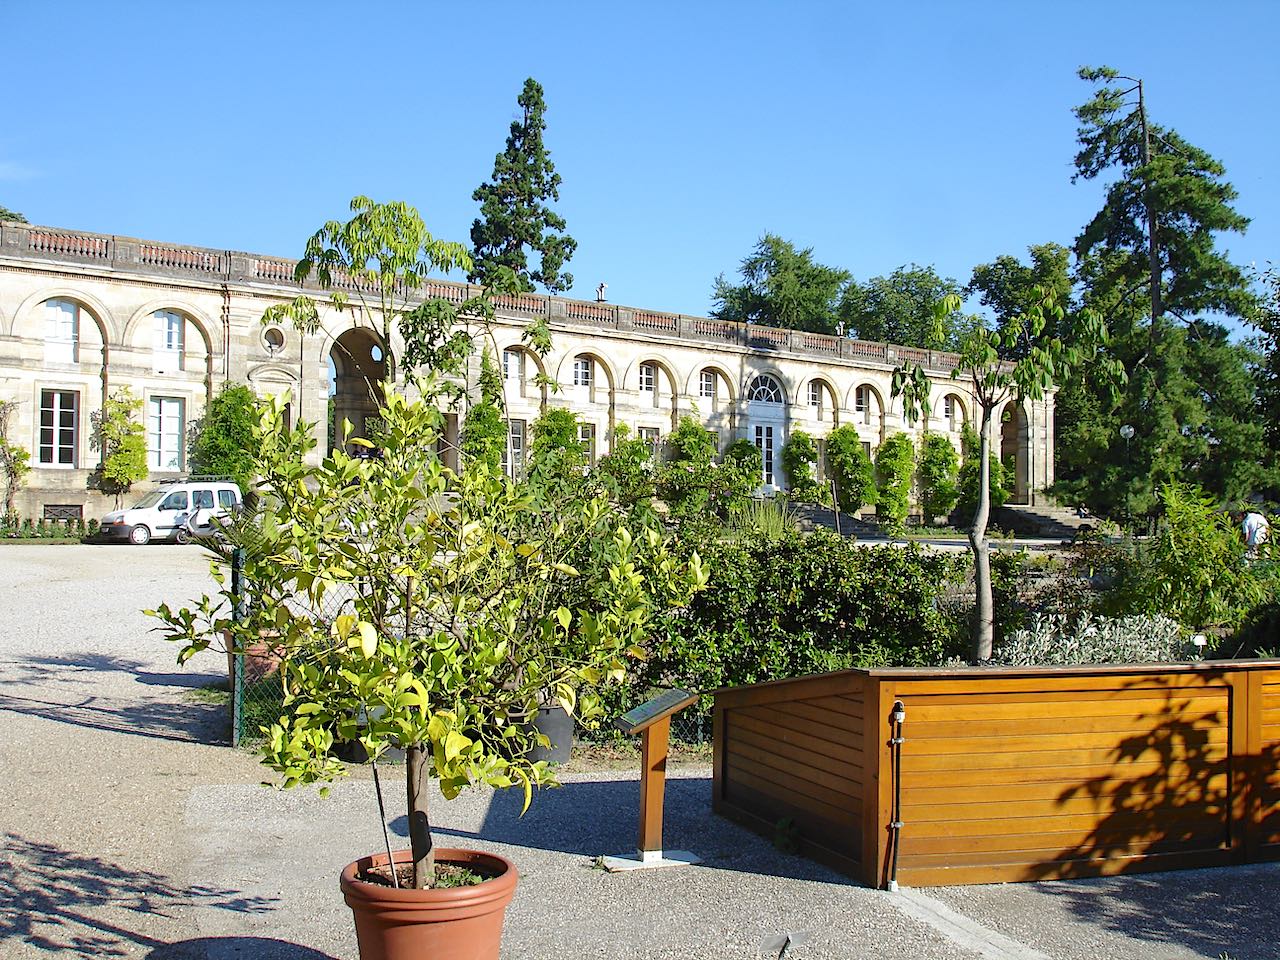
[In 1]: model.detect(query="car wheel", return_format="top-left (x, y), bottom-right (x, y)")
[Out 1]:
top-left (129, 525), bottom-right (151, 545)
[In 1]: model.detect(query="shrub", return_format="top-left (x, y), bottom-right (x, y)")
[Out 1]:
top-left (656, 416), bottom-right (719, 518)
top-left (460, 350), bottom-right (506, 474)
top-left (189, 384), bottom-right (262, 490)
top-left (93, 387), bottom-right (149, 507)
top-left (917, 432), bottom-right (959, 523)
top-left (634, 531), bottom-right (967, 719)
top-left (874, 433), bottom-right (915, 531)
top-left (781, 430), bottom-right (824, 503)
top-left (1100, 482), bottom-right (1277, 631)
top-left (990, 612), bottom-right (1196, 666)
top-left (955, 423), bottom-right (1008, 524)
top-left (721, 439), bottom-right (763, 513)
top-left (826, 425), bottom-right (875, 514)
top-left (594, 424), bottom-right (656, 511)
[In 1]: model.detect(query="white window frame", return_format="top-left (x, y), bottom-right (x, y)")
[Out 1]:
top-left (699, 370), bottom-right (717, 399)
top-left (639, 362), bottom-right (657, 393)
top-left (153, 310), bottom-right (185, 373)
top-left (38, 389), bottom-right (79, 468)
top-left (503, 419), bottom-right (526, 477)
top-left (502, 349), bottom-right (523, 382)
top-left (855, 385), bottom-right (868, 414)
top-left (44, 300), bottom-right (80, 364)
top-left (637, 426), bottom-right (661, 456)
top-left (148, 396), bottom-right (186, 472)
top-left (577, 422), bottom-right (597, 464)
top-left (808, 381), bottom-right (823, 407)
top-left (573, 357), bottom-right (593, 389)
top-left (754, 424), bottom-right (775, 486)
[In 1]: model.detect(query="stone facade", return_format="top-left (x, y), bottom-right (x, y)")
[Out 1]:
top-left (0, 221), bottom-right (1054, 520)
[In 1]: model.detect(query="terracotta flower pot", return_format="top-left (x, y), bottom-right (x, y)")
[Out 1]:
top-left (340, 848), bottom-right (518, 960)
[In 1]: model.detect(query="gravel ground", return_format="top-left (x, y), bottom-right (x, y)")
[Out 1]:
top-left (3, 544), bottom-right (1278, 960)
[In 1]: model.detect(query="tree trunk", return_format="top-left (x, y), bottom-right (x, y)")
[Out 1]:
top-left (968, 407), bottom-right (995, 663)
top-left (1137, 78), bottom-right (1162, 328)
top-left (406, 744), bottom-right (435, 889)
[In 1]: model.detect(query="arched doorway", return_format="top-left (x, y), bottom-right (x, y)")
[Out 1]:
top-left (329, 329), bottom-right (387, 455)
top-left (999, 402), bottom-right (1030, 505)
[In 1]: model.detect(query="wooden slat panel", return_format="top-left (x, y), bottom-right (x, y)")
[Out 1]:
top-left (897, 848), bottom-right (1233, 886)
top-left (903, 772), bottom-right (1229, 806)
top-left (908, 696), bottom-right (1227, 722)
top-left (723, 769), bottom-right (859, 831)
top-left (901, 742), bottom-right (1227, 773)
top-left (902, 728), bottom-right (1227, 756)
top-left (720, 778), bottom-right (861, 859)
top-left (727, 752), bottom-right (865, 819)
top-left (805, 694), bottom-right (865, 720)
top-left (907, 713), bottom-right (1220, 738)
top-left (732, 709), bottom-right (864, 765)
top-left (898, 758), bottom-right (1209, 788)
top-left (740, 700), bottom-right (861, 743)
top-left (773, 698), bottom-right (864, 728)
top-left (901, 823), bottom-right (1220, 857)
top-left (892, 683), bottom-right (1228, 704)
top-left (725, 734), bottom-right (861, 797)
top-left (728, 724), bottom-right (863, 789)
top-left (898, 834), bottom-right (1228, 870)
top-left (903, 806), bottom-right (1228, 840)
top-left (904, 796), bottom-right (1229, 823)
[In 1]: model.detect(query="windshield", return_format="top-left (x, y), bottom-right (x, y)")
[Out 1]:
top-left (129, 490), bottom-right (166, 509)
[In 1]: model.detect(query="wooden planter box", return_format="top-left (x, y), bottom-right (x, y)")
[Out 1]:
top-left (713, 660), bottom-right (1280, 887)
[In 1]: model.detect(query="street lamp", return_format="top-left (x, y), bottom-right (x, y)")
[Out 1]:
top-left (1119, 424), bottom-right (1135, 531)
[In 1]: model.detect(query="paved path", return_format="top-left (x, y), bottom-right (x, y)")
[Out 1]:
top-left (2, 544), bottom-right (1277, 959)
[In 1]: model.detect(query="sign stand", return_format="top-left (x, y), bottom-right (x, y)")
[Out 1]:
top-left (601, 688), bottom-right (702, 872)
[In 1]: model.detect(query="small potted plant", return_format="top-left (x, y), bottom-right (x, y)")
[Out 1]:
top-left (151, 388), bottom-right (705, 960)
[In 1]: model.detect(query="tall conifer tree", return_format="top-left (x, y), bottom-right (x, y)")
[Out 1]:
top-left (470, 78), bottom-right (576, 294)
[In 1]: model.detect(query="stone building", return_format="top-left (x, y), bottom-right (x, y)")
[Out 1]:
top-left (0, 220), bottom-right (1054, 520)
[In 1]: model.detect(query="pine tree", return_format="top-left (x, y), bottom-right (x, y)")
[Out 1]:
top-left (1054, 67), bottom-right (1264, 517)
top-left (470, 78), bottom-right (576, 294)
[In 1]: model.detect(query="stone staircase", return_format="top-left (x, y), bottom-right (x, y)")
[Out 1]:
top-left (991, 503), bottom-right (1095, 540)
top-left (793, 504), bottom-right (882, 539)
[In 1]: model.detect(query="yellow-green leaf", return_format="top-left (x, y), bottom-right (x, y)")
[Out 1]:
top-left (357, 621), bottom-right (378, 658)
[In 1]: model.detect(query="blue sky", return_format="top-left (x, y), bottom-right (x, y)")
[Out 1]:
top-left (2, 1), bottom-right (1277, 323)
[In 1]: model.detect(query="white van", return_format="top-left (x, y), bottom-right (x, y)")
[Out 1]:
top-left (100, 479), bottom-right (243, 545)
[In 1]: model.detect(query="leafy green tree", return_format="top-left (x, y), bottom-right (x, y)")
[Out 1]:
top-left (0, 399), bottom-right (31, 521)
top-left (711, 234), bottom-right (850, 334)
top-left (525, 407), bottom-right (586, 504)
top-left (594, 424), bottom-right (657, 513)
top-left (839, 264), bottom-right (969, 349)
top-left (460, 350), bottom-right (507, 475)
top-left (917, 433), bottom-right (960, 522)
top-left (825, 425), bottom-right (876, 515)
top-left (894, 290), bottom-right (1116, 660)
top-left (0, 205), bottom-right (26, 223)
top-left (873, 433), bottom-right (915, 532)
top-left (189, 384), bottom-right (261, 490)
top-left (93, 387), bottom-right (149, 506)
top-left (968, 244), bottom-right (1073, 346)
top-left (263, 196), bottom-right (491, 382)
top-left (1250, 266), bottom-right (1280, 498)
top-left (152, 389), bottom-right (706, 890)
top-left (470, 78), bottom-right (576, 295)
top-left (781, 430), bottom-right (824, 503)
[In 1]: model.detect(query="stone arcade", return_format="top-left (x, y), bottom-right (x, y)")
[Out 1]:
top-left (0, 221), bottom-right (1053, 520)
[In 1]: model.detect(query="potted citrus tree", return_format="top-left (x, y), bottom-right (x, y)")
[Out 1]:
top-left (150, 387), bottom-right (705, 960)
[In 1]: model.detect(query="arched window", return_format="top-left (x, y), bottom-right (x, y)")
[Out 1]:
top-left (44, 299), bottom-right (81, 364)
top-left (153, 309), bottom-right (185, 373)
top-left (748, 375), bottom-right (784, 404)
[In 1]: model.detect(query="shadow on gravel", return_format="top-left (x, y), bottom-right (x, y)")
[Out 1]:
top-left (392, 776), bottom-right (854, 885)
top-left (0, 833), bottom-right (276, 957)
top-left (146, 936), bottom-right (338, 959)
top-left (0, 652), bottom-right (227, 744)
top-left (1026, 865), bottom-right (1280, 959)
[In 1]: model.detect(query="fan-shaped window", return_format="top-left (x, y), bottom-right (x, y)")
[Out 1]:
top-left (748, 375), bottom-right (784, 404)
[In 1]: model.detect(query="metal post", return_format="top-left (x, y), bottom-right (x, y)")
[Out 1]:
top-left (231, 547), bottom-right (246, 747)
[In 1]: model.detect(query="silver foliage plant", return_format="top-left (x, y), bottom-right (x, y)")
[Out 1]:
top-left (989, 613), bottom-right (1199, 666)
